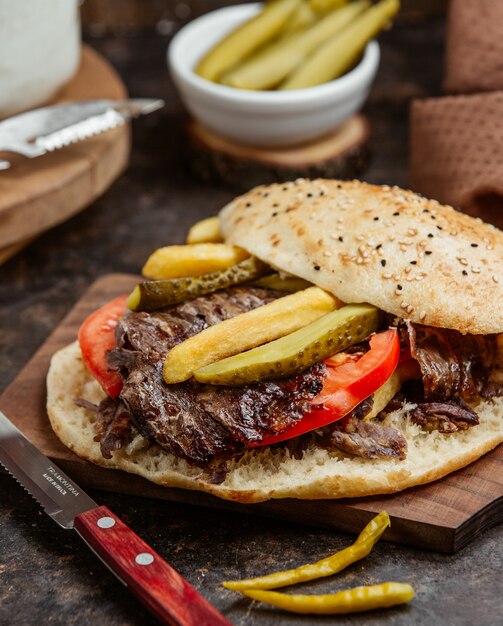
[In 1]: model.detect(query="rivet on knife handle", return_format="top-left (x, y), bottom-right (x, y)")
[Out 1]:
top-left (74, 505), bottom-right (232, 626)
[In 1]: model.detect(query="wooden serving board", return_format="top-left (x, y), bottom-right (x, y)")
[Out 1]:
top-left (0, 46), bottom-right (130, 261)
top-left (1, 273), bottom-right (502, 554)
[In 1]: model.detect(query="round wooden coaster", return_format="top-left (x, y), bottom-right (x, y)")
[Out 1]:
top-left (0, 45), bottom-right (130, 260)
top-left (186, 115), bottom-right (370, 192)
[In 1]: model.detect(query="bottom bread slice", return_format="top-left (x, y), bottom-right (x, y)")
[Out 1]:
top-left (47, 341), bottom-right (503, 503)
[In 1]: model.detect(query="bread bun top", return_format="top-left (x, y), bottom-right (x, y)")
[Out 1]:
top-left (220, 179), bottom-right (503, 335)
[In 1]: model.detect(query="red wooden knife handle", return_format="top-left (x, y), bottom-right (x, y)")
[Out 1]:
top-left (74, 505), bottom-right (232, 626)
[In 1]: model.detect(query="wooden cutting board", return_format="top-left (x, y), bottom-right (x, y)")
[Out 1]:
top-left (1, 273), bottom-right (502, 554)
top-left (0, 45), bottom-right (130, 261)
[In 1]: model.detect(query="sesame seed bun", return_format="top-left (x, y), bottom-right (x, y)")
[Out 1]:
top-left (219, 179), bottom-right (503, 335)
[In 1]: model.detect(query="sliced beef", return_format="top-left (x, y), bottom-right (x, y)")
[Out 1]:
top-left (404, 322), bottom-right (498, 402)
top-left (409, 400), bottom-right (479, 433)
top-left (101, 286), bottom-right (326, 470)
top-left (320, 416), bottom-right (407, 460)
top-left (75, 396), bottom-right (135, 459)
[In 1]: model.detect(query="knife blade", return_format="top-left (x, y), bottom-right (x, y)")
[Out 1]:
top-left (0, 409), bottom-right (232, 626)
top-left (0, 99), bottom-right (164, 169)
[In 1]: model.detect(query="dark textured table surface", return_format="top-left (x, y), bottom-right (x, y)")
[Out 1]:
top-left (1, 9), bottom-right (502, 626)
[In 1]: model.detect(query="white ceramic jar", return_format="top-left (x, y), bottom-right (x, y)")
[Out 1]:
top-left (0, 0), bottom-right (81, 118)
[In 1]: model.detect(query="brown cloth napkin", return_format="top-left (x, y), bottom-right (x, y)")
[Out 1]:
top-left (410, 0), bottom-right (503, 228)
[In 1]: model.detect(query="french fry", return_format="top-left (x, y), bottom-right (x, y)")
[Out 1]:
top-left (142, 244), bottom-right (249, 280)
top-left (280, 0), bottom-right (400, 90)
top-left (163, 286), bottom-right (340, 383)
top-left (222, 1), bottom-right (369, 90)
top-left (186, 217), bottom-right (223, 244)
top-left (195, 0), bottom-right (302, 82)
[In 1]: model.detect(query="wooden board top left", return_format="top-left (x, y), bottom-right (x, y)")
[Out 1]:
top-left (0, 45), bottom-right (130, 256)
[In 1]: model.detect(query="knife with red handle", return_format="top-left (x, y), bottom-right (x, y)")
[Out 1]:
top-left (0, 410), bottom-right (232, 626)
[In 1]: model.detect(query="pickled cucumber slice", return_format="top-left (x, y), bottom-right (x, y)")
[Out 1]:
top-left (186, 217), bottom-right (223, 244)
top-left (142, 243), bottom-right (249, 280)
top-left (128, 256), bottom-right (268, 312)
top-left (195, 0), bottom-right (302, 82)
top-left (252, 273), bottom-right (313, 292)
top-left (309, 0), bottom-right (349, 13)
top-left (163, 287), bottom-right (340, 383)
top-left (194, 304), bottom-right (380, 386)
top-left (222, 0), bottom-right (368, 91)
top-left (280, 0), bottom-right (400, 90)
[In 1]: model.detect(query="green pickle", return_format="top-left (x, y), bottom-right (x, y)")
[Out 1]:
top-left (251, 273), bottom-right (313, 292)
top-left (127, 257), bottom-right (268, 311)
top-left (194, 303), bottom-right (380, 385)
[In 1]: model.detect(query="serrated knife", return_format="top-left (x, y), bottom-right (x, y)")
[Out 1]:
top-left (0, 99), bottom-right (164, 170)
top-left (0, 409), bottom-right (232, 626)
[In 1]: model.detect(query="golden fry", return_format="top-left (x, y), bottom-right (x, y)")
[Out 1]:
top-left (142, 243), bottom-right (249, 280)
top-left (186, 217), bottom-right (223, 244)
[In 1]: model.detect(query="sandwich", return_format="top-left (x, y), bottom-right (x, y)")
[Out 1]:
top-left (47, 179), bottom-right (503, 502)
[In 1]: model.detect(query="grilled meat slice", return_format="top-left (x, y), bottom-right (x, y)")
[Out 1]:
top-left (75, 396), bottom-right (135, 459)
top-left (320, 415), bottom-right (407, 460)
top-left (409, 400), bottom-right (479, 433)
top-left (404, 322), bottom-right (498, 402)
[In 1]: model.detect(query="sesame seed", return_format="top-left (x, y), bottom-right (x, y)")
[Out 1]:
top-left (457, 257), bottom-right (468, 265)
top-left (419, 310), bottom-right (426, 320)
top-left (393, 274), bottom-right (401, 281)
top-left (410, 260), bottom-right (417, 265)
top-left (314, 265), bottom-right (321, 271)
top-left (407, 228), bottom-right (418, 236)
top-left (397, 284), bottom-right (402, 290)
top-left (436, 225), bottom-right (443, 230)
top-left (357, 258), bottom-right (364, 265)
top-left (471, 266), bottom-right (481, 273)
top-left (406, 276), bottom-right (415, 282)
top-left (425, 251), bottom-right (432, 255)
top-left (407, 305), bottom-right (414, 314)
top-left (462, 270), bottom-right (468, 276)
top-left (271, 212), bottom-right (278, 217)
top-left (383, 273), bottom-right (392, 279)
top-left (389, 235), bottom-right (396, 242)
top-left (245, 202), bottom-right (252, 207)
top-left (450, 230), bottom-right (458, 236)
top-left (373, 217), bottom-right (379, 221)
top-left (381, 259), bottom-right (387, 267)
top-left (427, 233), bottom-right (434, 238)
top-left (393, 212), bottom-right (400, 216)
top-left (487, 245), bottom-right (493, 250)
top-left (307, 193), bottom-right (313, 198)
top-left (323, 250), bottom-right (332, 257)
top-left (492, 275), bottom-right (499, 283)
top-left (401, 301), bottom-right (409, 309)
top-left (356, 235), bottom-right (365, 242)
top-left (338, 236), bottom-right (344, 243)
top-left (471, 243), bottom-right (478, 247)
top-left (395, 289), bottom-right (401, 296)
top-left (405, 266), bottom-right (412, 274)
top-left (376, 244), bottom-right (382, 250)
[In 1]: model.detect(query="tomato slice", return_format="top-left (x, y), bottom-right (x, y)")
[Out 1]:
top-left (77, 295), bottom-right (128, 398)
top-left (251, 328), bottom-right (400, 447)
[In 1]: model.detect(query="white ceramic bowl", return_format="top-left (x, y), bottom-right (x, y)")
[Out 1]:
top-left (168, 3), bottom-right (380, 148)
